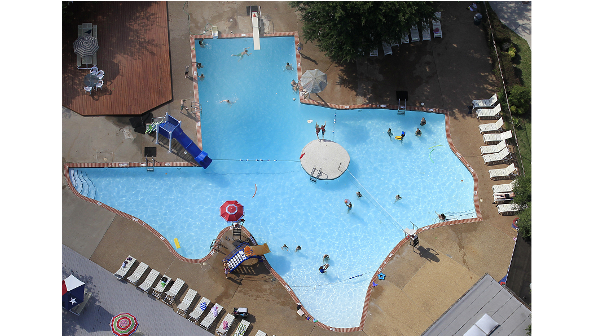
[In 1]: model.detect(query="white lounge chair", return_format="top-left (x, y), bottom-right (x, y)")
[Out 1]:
top-left (489, 163), bottom-right (518, 180)
top-left (254, 331), bottom-right (267, 336)
top-left (200, 303), bottom-right (223, 330)
top-left (163, 278), bottom-right (185, 304)
top-left (421, 22), bottom-right (431, 41)
top-left (216, 313), bottom-right (235, 336)
top-left (114, 256), bottom-right (136, 279)
top-left (391, 41), bottom-right (399, 47)
top-left (480, 140), bottom-right (507, 155)
top-left (177, 289), bottom-right (197, 316)
top-left (152, 275), bottom-right (171, 299)
top-left (189, 297), bottom-right (211, 323)
top-left (232, 319), bottom-right (250, 336)
top-left (473, 93), bottom-right (498, 109)
top-left (401, 32), bottom-right (410, 44)
top-left (479, 117), bottom-right (504, 134)
top-left (410, 25), bottom-right (420, 42)
top-left (497, 203), bottom-right (522, 215)
top-left (483, 147), bottom-right (511, 165)
top-left (127, 262), bottom-right (148, 285)
top-left (138, 269), bottom-right (160, 292)
top-left (382, 42), bottom-right (392, 55)
top-left (476, 104), bottom-right (501, 120)
top-left (370, 48), bottom-right (378, 57)
top-left (433, 12), bottom-right (442, 38)
top-left (483, 130), bottom-right (512, 144)
top-left (492, 180), bottom-right (516, 194)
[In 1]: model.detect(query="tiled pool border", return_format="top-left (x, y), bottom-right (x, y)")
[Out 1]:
top-left (61, 31), bottom-right (482, 333)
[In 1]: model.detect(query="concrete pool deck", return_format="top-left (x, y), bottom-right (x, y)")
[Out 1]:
top-left (62, 2), bottom-right (522, 335)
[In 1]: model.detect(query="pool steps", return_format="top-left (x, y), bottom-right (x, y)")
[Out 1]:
top-left (69, 169), bottom-right (97, 200)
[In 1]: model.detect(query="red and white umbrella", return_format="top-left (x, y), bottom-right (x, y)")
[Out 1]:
top-left (220, 200), bottom-right (244, 222)
top-left (111, 312), bottom-right (138, 336)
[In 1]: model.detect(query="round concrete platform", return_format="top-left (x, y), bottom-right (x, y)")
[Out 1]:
top-left (300, 139), bottom-right (350, 180)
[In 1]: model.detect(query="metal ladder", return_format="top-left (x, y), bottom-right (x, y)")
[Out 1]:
top-left (146, 157), bottom-right (156, 172)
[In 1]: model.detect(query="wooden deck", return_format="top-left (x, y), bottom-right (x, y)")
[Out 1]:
top-left (62, 1), bottom-right (172, 115)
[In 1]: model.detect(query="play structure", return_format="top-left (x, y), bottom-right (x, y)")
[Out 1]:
top-left (223, 243), bottom-right (270, 275)
top-left (149, 113), bottom-right (212, 168)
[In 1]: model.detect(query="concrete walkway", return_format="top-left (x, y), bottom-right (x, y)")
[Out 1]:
top-left (488, 1), bottom-right (532, 47)
top-left (62, 245), bottom-right (213, 336)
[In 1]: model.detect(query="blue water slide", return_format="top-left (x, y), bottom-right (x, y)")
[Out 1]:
top-left (158, 114), bottom-right (212, 168)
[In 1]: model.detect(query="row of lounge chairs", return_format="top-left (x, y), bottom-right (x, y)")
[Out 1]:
top-left (371, 12), bottom-right (442, 56)
top-left (473, 94), bottom-right (522, 216)
top-left (113, 256), bottom-right (269, 336)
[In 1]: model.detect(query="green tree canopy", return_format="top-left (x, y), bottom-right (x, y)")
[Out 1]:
top-left (512, 175), bottom-right (531, 240)
top-left (290, 1), bottom-right (437, 63)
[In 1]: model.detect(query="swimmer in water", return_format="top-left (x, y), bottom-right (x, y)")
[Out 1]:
top-left (232, 48), bottom-right (251, 60)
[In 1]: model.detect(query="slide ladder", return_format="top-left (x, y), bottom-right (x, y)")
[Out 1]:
top-left (223, 242), bottom-right (271, 275)
top-left (223, 243), bottom-right (251, 274)
top-left (156, 113), bottom-right (212, 168)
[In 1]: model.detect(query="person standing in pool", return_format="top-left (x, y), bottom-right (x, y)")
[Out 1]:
top-left (295, 245), bottom-right (302, 252)
top-left (286, 62), bottom-right (293, 70)
top-left (415, 128), bottom-right (422, 136)
top-left (315, 123), bottom-right (320, 138)
top-left (420, 117), bottom-right (426, 126)
top-left (319, 264), bottom-right (329, 273)
top-left (387, 128), bottom-right (393, 138)
top-left (282, 244), bottom-right (289, 251)
top-left (321, 122), bottom-right (326, 138)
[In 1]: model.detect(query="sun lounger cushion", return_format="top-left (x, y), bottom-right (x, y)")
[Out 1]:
top-left (473, 93), bottom-right (498, 108)
top-left (233, 319), bottom-right (250, 336)
top-left (492, 180), bottom-right (516, 194)
top-left (200, 303), bottom-right (223, 329)
top-left (422, 22), bottom-right (431, 40)
top-left (127, 262), bottom-right (148, 285)
top-left (483, 130), bottom-right (512, 144)
top-left (410, 25), bottom-right (420, 42)
top-left (479, 117), bottom-right (504, 134)
top-left (254, 331), bottom-right (267, 336)
top-left (483, 147), bottom-right (511, 165)
top-left (216, 314), bottom-right (235, 336)
top-left (433, 12), bottom-right (442, 38)
top-left (476, 104), bottom-right (501, 120)
top-left (189, 297), bottom-right (211, 322)
top-left (177, 289), bottom-right (197, 314)
top-left (138, 269), bottom-right (160, 292)
top-left (489, 163), bottom-right (517, 180)
top-left (480, 140), bottom-right (507, 155)
top-left (114, 256), bottom-right (136, 279)
top-left (497, 203), bottom-right (521, 215)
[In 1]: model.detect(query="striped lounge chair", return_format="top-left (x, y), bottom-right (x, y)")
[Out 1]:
top-left (200, 303), bottom-right (223, 330)
top-left (177, 289), bottom-right (197, 316)
top-left (127, 262), bottom-right (148, 285)
top-left (216, 313), bottom-right (235, 336)
top-left (189, 297), bottom-right (211, 323)
top-left (232, 319), bottom-right (250, 336)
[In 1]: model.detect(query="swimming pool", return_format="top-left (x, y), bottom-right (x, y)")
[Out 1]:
top-left (70, 36), bottom-right (475, 328)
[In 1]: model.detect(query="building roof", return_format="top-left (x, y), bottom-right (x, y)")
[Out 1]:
top-left (422, 273), bottom-right (531, 336)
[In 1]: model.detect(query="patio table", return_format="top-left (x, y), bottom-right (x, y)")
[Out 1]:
top-left (84, 73), bottom-right (99, 88)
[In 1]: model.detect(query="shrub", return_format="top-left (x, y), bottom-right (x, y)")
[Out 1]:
top-left (508, 46), bottom-right (517, 59)
top-left (508, 85), bottom-right (531, 116)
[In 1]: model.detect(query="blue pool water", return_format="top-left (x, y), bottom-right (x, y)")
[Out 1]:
top-left (71, 36), bottom-right (475, 328)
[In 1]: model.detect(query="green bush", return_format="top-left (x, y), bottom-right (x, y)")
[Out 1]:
top-left (508, 85), bottom-right (531, 116)
top-left (508, 46), bottom-right (517, 59)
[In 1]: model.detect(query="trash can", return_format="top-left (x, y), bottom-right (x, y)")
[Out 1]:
top-left (474, 13), bottom-right (483, 25)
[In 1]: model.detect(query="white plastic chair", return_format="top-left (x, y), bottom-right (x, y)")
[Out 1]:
top-left (96, 80), bottom-right (104, 90)
top-left (96, 70), bottom-right (104, 79)
top-left (84, 86), bottom-right (93, 94)
top-left (90, 66), bottom-right (99, 75)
